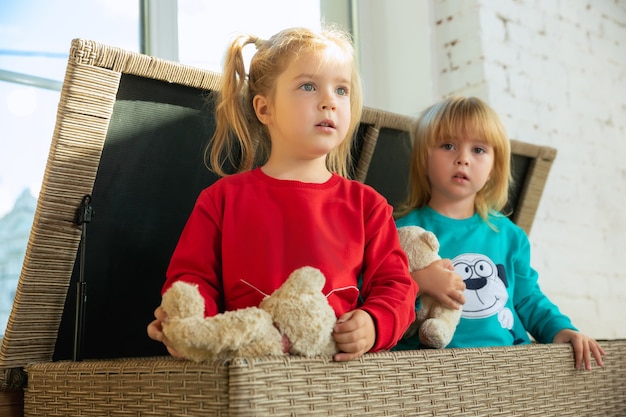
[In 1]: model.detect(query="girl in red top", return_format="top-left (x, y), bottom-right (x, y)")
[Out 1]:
top-left (147, 26), bottom-right (418, 361)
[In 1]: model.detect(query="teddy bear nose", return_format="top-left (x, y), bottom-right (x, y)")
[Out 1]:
top-left (465, 277), bottom-right (487, 290)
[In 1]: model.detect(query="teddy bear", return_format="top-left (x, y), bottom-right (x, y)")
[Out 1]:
top-left (160, 266), bottom-right (338, 362)
top-left (397, 225), bottom-right (462, 349)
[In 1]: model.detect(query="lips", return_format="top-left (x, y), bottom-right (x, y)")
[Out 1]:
top-left (317, 119), bottom-right (335, 129)
top-left (453, 172), bottom-right (469, 180)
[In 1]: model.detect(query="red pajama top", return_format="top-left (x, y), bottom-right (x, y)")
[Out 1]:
top-left (162, 168), bottom-right (418, 351)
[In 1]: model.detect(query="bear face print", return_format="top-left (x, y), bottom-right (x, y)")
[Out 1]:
top-left (453, 253), bottom-right (508, 319)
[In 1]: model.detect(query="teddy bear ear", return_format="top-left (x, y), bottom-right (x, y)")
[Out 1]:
top-left (284, 266), bottom-right (326, 292)
top-left (422, 231), bottom-right (440, 253)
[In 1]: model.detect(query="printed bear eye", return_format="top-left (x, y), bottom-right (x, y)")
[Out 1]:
top-left (454, 262), bottom-right (473, 280)
top-left (473, 260), bottom-right (493, 278)
top-left (454, 260), bottom-right (494, 279)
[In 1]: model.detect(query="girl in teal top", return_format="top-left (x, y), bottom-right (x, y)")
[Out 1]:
top-left (393, 96), bottom-right (605, 370)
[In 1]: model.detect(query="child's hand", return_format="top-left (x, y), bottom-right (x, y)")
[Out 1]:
top-left (412, 259), bottom-right (466, 309)
top-left (332, 309), bottom-right (375, 362)
top-left (553, 329), bottom-right (606, 371)
top-left (147, 305), bottom-right (184, 358)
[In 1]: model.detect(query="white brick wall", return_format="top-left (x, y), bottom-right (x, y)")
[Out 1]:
top-left (431, 0), bottom-right (626, 339)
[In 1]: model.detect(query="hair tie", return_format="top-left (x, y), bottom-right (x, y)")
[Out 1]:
top-left (253, 37), bottom-right (264, 49)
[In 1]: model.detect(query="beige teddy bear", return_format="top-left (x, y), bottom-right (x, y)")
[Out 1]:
top-left (160, 266), bottom-right (338, 361)
top-left (397, 226), bottom-right (461, 349)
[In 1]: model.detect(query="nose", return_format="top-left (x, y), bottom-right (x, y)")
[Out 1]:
top-left (319, 89), bottom-right (337, 111)
top-left (456, 150), bottom-right (470, 165)
top-left (465, 277), bottom-right (487, 290)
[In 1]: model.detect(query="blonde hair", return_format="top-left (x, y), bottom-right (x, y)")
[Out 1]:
top-left (396, 96), bottom-right (512, 226)
top-left (206, 26), bottom-right (362, 177)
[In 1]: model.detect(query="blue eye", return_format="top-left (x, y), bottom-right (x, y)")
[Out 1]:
top-left (441, 143), bottom-right (454, 150)
top-left (301, 83), bottom-right (314, 92)
top-left (474, 146), bottom-right (489, 154)
top-left (336, 87), bottom-right (347, 96)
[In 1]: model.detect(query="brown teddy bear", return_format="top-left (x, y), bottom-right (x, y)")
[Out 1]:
top-left (397, 226), bottom-right (462, 349)
top-left (160, 266), bottom-right (338, 361)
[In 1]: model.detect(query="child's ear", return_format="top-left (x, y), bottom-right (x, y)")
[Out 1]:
top-left (253, 95), bottom-right (271, 125)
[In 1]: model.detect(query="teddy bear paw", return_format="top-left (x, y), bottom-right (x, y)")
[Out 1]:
top-left (418, 318), bottom-right (454, 349)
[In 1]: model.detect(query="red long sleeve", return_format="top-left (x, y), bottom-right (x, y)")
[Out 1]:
top-left (163, 168), bottom-right (417, 350)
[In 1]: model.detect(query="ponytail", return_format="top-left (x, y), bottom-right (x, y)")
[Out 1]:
top-left (207, 35), bottom-right (260, 177)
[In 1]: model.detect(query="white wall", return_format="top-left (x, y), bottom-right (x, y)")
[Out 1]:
top-left (356, 0), bottom-right (435, 117)
top-left (358, 0), bottom-right (626, 340)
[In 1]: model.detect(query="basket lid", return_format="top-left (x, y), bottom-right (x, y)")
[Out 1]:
top-left (0, 39), bottom-right (224, 386)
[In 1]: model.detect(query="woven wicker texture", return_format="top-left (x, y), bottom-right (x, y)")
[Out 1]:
top-left (69, 39), bottom-right (222, 91)
top-left (506, 140), bottom-right (557, 234)
top-left (0, 62), bottom-right (119, 372)
top-left (25, 357), bottom-right (229, 416)
top-left (23, 341), bottom-right (625, 416)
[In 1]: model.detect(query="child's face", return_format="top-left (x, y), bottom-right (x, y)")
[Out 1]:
top-left (255, 46), bottom-right (352, 166)
top-left (427, 135), bottom-right (494, 210)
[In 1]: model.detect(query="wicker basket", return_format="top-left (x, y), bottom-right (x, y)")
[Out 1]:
top-left (2, 39), bottom-right (620, 417)
top-left (23, 342), bottom-right (626, 416)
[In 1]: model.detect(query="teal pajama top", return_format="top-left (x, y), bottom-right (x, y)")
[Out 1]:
top-left (393, 206), bottom-right (576, 350)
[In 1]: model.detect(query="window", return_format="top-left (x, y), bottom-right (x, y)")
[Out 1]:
top-left (0, 0), bottom-right (321, 338)
top-left (0, 0), bottom-right (139, 338)
top-left (178, 0), bottom-right (321, 71)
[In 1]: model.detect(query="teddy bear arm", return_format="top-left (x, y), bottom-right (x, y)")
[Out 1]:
top-left (164, 307), bottom-right (284, 360)
top-left (161, 281), bottom-right (205, 319)
top-left (418, 300), bottom-right (462, 349)
top-left (415, 295), bottom-right (434, 323)
top-left (430, 302), bottom-right (463, 327)
top-left (419, 318), bottom-right (454, 349)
